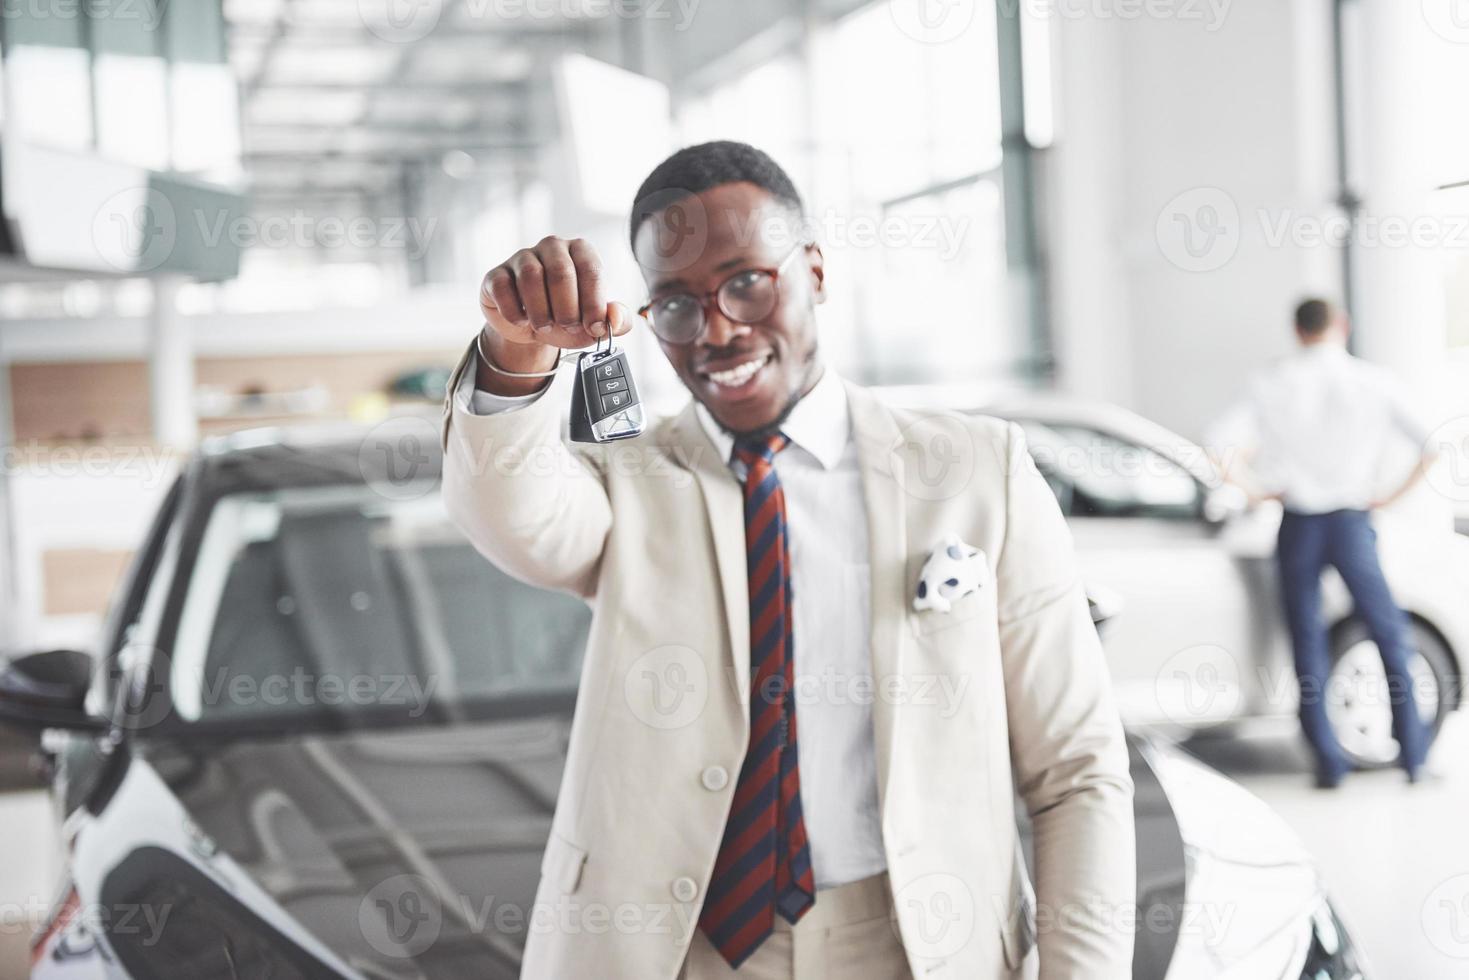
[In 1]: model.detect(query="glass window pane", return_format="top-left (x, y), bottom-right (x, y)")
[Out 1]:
top-left (6, 45), bottom-right (92, 150)
top-left (95, 54), bottom-right (170, 169)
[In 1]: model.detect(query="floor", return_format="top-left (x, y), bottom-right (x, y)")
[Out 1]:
top-left (2, 719), bottom-right (1465, 980)
top-left (1184, 711), bottom-right (1469, 979)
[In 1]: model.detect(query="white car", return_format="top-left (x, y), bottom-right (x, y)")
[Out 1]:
top-left (2, 425), bottom-right (1367, 980)
top-left (881, 387), bottom-right (1469, 769)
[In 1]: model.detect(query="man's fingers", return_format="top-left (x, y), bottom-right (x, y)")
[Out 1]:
top-left (567, 238), bottom-right (608, 335)
top-left (481, 267), bottom-right (526, 328)
top-left (509, 249), bottom-right (552, 332)
top-left (534, 237), bottom-right (582, 330)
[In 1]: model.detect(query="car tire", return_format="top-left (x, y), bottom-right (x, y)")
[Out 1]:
top-left (1326, 617), bottom-right (1457, 770)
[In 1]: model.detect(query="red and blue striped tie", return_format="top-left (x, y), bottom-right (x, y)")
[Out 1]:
top-left (699, 432), bottom-right (816, 968)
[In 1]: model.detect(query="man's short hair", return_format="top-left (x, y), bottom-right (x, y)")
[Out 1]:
top-left (1294, 298), bottom-right (1334, 336)
top-left (629, 140), bottom-right (805, 249)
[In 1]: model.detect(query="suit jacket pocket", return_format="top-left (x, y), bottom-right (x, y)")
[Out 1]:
top-left (910, 585), bottom-right (992, 637)
top-left (540, 830), bottom-right (588, 895)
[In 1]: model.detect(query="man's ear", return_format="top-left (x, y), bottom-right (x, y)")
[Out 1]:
top-left (806, 243), bottom-right (827, 304)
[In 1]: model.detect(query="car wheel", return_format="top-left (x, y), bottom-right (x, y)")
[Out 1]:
top-left (1325, 618), bottom-right (1457, 770)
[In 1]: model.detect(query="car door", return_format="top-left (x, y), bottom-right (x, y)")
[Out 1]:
top-left (1012, 419), bottom-right (1260, 731)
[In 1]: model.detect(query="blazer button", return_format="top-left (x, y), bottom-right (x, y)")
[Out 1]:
top-left (700, 766), bottom-right (729, 791)
top-left (671, 877), bottom-right (699, 903)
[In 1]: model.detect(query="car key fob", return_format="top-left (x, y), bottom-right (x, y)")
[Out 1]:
top-left (569, 343), bottom-right (645, 443)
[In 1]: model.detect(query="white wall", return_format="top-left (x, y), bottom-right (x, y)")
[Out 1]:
top-left (1046, 0), bottom-right (1344, 440)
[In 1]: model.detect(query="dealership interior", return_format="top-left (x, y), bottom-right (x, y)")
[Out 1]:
top-left (2, 0), bottom-right (1469, 978)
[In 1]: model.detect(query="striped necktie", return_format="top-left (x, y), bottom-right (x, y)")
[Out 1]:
top-left (699, 432), bottom-right (816, 968)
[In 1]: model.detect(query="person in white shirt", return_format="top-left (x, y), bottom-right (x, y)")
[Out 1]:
top-left (1206, 298), bottom-right (1438, 788)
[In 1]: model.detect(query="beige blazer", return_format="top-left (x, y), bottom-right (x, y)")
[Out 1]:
top-left (440, 344), bottom-right (1135, 980)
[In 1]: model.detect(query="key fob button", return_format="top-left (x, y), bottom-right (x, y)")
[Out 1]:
top-left (598, 377), bottom-right (628, 394)
top-left (595, 359), bottom-right (624, 380)
top-left (600, 391), bottom-right (630, 414)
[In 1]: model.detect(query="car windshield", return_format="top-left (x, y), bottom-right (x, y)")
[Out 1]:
top-left (1017, 420), bottom-right (1202, 519)
top-left (165, 484), bottom-right (590, 727)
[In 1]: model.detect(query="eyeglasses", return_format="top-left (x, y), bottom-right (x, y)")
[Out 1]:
top-left (638, 243), bottom-right (808, 345)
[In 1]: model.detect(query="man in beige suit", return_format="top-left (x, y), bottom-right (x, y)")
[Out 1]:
top-left (441, 141), bottom-right (1134, 979)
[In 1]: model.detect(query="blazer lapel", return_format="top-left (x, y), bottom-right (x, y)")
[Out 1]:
top-left (664, 405), bottom-right (751, 709)
top-left (843, 381), bottom-right (907, 816)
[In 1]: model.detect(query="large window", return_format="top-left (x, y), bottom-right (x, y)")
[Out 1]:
top-left (675, 0), bottom-right (1028, 386)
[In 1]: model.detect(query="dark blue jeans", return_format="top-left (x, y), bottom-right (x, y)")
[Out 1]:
top-left (1277, 509), bottom-right (1428, 779)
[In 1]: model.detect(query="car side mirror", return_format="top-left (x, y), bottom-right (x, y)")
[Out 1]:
top-left (1203, 484), bottom-right (1248, 525)
top-left (0, 650), bottom-right (107, 739)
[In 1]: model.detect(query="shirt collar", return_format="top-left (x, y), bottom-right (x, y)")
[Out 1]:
top-left (694, 365), bottom-right (850, 471)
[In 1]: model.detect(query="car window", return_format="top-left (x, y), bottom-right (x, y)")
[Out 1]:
top-left (167, 486), bottom-right (590, 727)
top-left (1016, 420), bottom-right (1203, 520)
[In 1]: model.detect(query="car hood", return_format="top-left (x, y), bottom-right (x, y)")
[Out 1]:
top-left (142, 711), bottom-right (572, 979)
top-left (131, 724), bottom-right (1329, 980)
top-left (1139, 740), bottom-right (1324, 979)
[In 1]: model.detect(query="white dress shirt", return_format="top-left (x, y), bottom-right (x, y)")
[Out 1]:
top-left (1204, 342), bottom-right (1432, 514)
top-left (456, 363), bottom-right (887, 889)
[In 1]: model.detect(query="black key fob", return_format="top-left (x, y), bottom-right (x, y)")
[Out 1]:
top-left (569, 344), bottom-right (645, 443)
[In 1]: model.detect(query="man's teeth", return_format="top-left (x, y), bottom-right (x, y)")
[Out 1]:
top-left (706, 356), bottom-right (768, 387)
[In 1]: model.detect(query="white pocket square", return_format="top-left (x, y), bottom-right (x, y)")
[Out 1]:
top-left (913, 534), bottom-right (991, 614)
